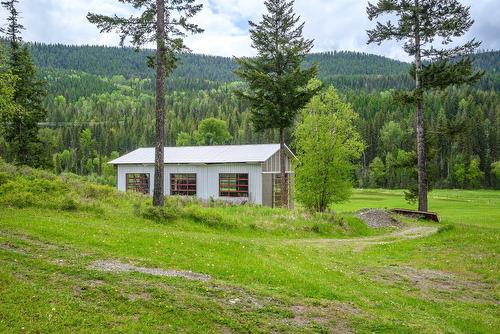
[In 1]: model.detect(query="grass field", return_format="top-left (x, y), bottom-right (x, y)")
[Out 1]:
top-left (338, 188), bottom-right (500, 227)
top-left (0, 165), bottom-right (498, 333)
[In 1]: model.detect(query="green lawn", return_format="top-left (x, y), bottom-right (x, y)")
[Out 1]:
top-left (0, 168), bottom-right (499, 333)
top-left (337, 188), bottom-right (500, 228)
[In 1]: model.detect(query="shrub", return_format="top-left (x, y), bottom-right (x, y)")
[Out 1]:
top-left (0, 172), bottom-right (10, 186)
top-left (59, 193), bottom-right (80, 211)
top-left (0, 159), bottom-right (16, 176)
top-left (311, 223), bottom-right (322, 233)
top-left (184, 206), bottom-right (231, 229)
top-left (140, 205), bottom-right (181, 223)
top-left (0, 191), bottom-right (36, 208)
top-left (83, 183), bottom-right (113, 199)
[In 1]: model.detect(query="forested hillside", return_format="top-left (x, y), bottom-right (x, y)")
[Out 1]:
top-left (27, 43), bottom-right (499, 92)
top-left (29, 43), bottom-right (409, 80)
top-left (1, 41), bottom-right (499, 189)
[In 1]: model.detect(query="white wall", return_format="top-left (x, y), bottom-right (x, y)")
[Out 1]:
top-left (116, 163), bottom-right (263, 204)
top-left (116, 164), bottom-right (155, 195)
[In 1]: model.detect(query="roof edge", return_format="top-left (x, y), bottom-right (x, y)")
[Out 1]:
top-left (108, 143), bottom-right (295, 165)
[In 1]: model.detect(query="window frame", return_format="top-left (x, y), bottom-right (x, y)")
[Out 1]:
top-left (219, 173), bottom-right (249, 198)
top-left (126, 173), bottom-right (150, 194)
top-left (170, 173), bottom-right (197, 196)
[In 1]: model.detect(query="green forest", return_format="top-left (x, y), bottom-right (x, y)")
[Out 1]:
top-left (1, 42), bottom-right (499, 189)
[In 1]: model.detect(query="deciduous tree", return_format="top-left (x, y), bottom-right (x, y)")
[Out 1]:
top-left (294, 86), bottom-right (364, 212)
top-left (194, 117), bottom-right (231, 146)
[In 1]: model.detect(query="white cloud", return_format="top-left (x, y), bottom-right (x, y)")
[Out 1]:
top-left (183, 0), bottom-right (259, 57)
top-left (0, 0), bottom-right (497, 60)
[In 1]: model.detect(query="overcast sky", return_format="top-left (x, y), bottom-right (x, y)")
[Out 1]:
top-left (1, 0), bottom-right (498, 61)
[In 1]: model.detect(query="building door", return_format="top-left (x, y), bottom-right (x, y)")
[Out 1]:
top-left (272, 174), bottom-right (290, 208)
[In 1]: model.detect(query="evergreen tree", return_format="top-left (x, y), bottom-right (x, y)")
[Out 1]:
top-left (235, 0), bottom-right (319, 208)
top-left (0, 0), bottom-right (47, 166)
top-left (367, 0), bottom-right (483, 211)
top-left (0, 0), bottom-right (23, 49)
top-left (0, 46), bottom-right (17, 155)
top-left (87, 0), bottom-right (203, 206)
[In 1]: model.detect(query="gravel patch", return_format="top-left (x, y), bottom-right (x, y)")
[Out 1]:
top-left (89, 260), bottom-right (211, 282)
top-left (357, 209), bottom-right (401, 228)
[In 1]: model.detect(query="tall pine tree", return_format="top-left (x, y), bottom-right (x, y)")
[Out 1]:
top-left (87, 0), bottom-right (203, 206)
top-left (0, 45), bottom-right (17, 148)
top-left (0, 0), bottom-right (47, 166)
top-left (367, 0), bottom-right (483, 212)
top-left (235, 0), bottom-right (318, 208)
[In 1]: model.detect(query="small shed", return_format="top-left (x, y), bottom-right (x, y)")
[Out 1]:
top-left (109, 144), bottom-right (296, 208)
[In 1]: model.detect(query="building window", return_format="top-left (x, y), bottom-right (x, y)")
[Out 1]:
top-left (219, 173), bottom-right (249, 197)
top-left (126, 173), bottom-right (150, 194)
top-left (170, 173), bottom-right (197, 196)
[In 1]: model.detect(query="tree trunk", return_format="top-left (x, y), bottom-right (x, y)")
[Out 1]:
top-left (414, 0), bottom-right (428, 212)
top-left (98, 150), bottom-right (102, 176)
top-left (279, 127), bottom-right (288, 208)
top-left (153, 0), bottom-right (166, 207)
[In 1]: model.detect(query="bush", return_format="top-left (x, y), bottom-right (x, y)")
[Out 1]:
top-left (140, 205), bottom-right (181, 223)
top-left (0, 162), bottom-right (117, 213)
top-left (83, 183), bottom-right (113, 199)
top-left (59, 193), bottom-right (80, 211)
top-left (184, 206), bottom-right (231, 229)
top-left (0, 191), bottom-right (35, 208)
top-left (0, 172), bottom-right (10, 186)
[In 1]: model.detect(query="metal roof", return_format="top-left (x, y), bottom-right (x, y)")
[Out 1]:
top-left (109, 144), bottom-right (294, 165)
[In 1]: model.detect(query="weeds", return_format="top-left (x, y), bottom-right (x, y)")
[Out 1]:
top-left (0, 159), bottom-right (113, 214)
top-left (437, 224), bottom-right (455, 233)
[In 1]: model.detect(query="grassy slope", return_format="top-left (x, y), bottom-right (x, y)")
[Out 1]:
top-left (0, 168), bottom-right (498, 333)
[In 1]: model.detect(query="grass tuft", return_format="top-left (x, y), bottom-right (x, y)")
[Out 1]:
top-left (437, 224), bottom-right (455, 233)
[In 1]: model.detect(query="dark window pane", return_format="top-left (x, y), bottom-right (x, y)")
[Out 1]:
top-left (170, 173), bottom-right (197, 196)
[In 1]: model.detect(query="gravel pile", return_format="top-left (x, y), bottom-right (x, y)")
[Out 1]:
top-left (356, 209), bottom-right (401, 228)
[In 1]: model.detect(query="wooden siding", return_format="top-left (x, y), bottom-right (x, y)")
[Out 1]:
top-left (262, 150), bottom-right (293, 173)
top-left (261, 173), bottom-right (273, 207)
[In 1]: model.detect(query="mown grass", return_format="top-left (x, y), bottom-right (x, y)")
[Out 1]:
top-left (337, 188), bottom-right (500, 227)
top-left (0, 161), bottom-right (498, 333)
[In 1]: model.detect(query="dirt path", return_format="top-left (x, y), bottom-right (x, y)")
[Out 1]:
top-left (289, 225), bottom-right (438, 251)
top-left (89, 260), bottom-right (211, 281)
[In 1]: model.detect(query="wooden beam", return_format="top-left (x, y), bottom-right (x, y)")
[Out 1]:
top-left (391, 208), bottom-right (439, 222)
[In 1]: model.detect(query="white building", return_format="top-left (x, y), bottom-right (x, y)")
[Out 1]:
top-left (109, 144), bottom-right (295, 207)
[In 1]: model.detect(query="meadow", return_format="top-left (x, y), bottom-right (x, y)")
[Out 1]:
top-left (0, 163), bottom-right (498, 333)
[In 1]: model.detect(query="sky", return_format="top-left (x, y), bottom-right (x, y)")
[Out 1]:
top-left (1, 0), bottom-right (498, 61)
